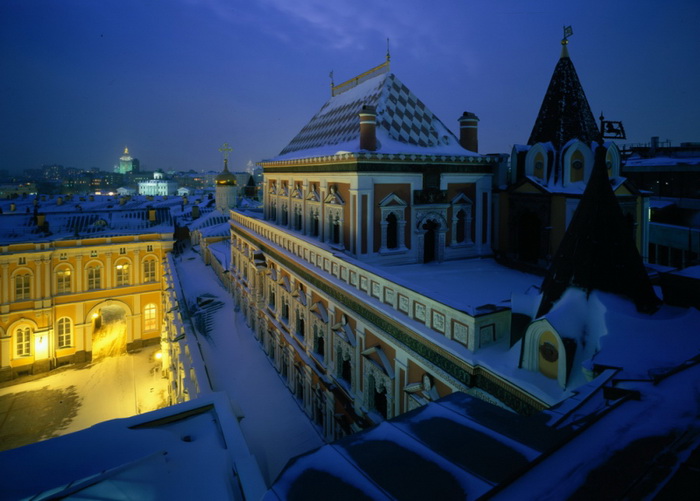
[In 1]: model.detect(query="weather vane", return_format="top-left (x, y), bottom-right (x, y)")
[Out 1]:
top-left (562, 25), bottom-right (573, 44)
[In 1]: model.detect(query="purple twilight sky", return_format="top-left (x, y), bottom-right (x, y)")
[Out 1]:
top-left (1, 0), bottom-right (699, 174)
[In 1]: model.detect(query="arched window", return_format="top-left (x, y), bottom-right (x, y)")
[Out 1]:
top-left (15, 327), bottom-right (31, 357)
top-left (15, 273), bottom-right (31, 300)
top-left (57, 317), bottom-right (72, 348)
top-left (570, 150), bottom-right (585, 183)
top-left (144, 303), bottom-right (157, 331)
top-left (56, 267), bottom-right (72, 294)
top-left (281, 296), bottom-right (289, 322)
top-left (115, 260), bottom-right (130, 286)
top-left (143, 259), bottom-right (157, 283)
top-left (87, 264), bottom-right (102, 290)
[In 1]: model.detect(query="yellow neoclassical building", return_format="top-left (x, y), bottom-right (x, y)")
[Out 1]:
top-left (0, 195), bottom-right (174, 380)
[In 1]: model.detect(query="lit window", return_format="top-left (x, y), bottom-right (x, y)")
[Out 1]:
top-left (15, 327), bottom-right (31, 357)
top-left (115, 262), bottom-right (130, 286)
top-left (15, 273), bottom-right (31, 300)
top-left (87, 265), bottom-right (102, 290)
top-left (56, 268), bottom-right (72, 294)
top-left (144, 303), bottom-right (157, 331)
top-left (143, 259), bottom-right (157, 283)
top-left (57, 317), bottom-right (72, 348)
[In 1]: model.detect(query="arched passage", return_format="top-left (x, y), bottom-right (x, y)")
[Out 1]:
top-left (85, 300), bottom-right (132, 360)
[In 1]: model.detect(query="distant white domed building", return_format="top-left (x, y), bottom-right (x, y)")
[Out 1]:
top-left (138, 170), bottom-right (178, 196)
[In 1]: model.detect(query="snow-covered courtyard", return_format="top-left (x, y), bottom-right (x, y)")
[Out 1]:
top-left (0, 344), bottom-right (167, 453)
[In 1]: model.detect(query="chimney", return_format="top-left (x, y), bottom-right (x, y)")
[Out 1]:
top-left (57, 196), bottom-right (63, 206)
top-left (458, 111), bottom-right (479, 153)
top-left (36, 213), bottom-right (46, 227)
top-left (10, 203), bottom-right (16, 212)
top-left (192, 205), bottom-right (200, 219)
top-left (359, 105), bottom-right (377, 151)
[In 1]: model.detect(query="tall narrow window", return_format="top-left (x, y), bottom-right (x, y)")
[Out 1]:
top-left (87, 265), bottom-right (102, 290)
top-left (15, 274), bottom-right (31, 300)
top-left (144, 303), bottom-right (157, 331)
top-left (143, 259), bottom-right (157, 283)
top-left (386, 213), bottom-right (398, 249)
top-left (57, 317), bottom-right (72, 348)
top-left (56, 268), bottom-right (72, 294)
top-left (116, 262), bottom-right (130, 286)
top-left (15, 327), bottom-right (31, 356)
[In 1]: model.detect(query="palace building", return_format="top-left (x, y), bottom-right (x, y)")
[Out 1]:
top-left (227, 58), bottom-right (548, 440)
top-left (0, 195), bottom-right (174, 380)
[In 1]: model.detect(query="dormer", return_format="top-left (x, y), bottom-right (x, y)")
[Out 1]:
top-left (561, 140), bottom-right (593, 186)
top-left (604, 142), bottom-right (621, 178)
top-left (525, 143), bottom-right (551, 183)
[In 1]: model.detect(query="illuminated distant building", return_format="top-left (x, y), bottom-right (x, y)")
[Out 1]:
top-left (114, 147), bottom-right (140, 174)
top-left (138, 170), bottom-right (178, 196)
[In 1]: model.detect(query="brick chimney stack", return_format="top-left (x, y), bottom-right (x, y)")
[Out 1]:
top-left (458, 111), bottom-right (479, 153)
top-left (359, 105), bottom-right (377, 151)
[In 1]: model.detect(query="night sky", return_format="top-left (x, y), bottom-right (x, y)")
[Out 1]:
top-left (2, 0), bottom-right (699, 174)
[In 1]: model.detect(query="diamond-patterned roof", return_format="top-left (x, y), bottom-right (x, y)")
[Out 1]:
top-left (279, 70), bottom-right (463, 156)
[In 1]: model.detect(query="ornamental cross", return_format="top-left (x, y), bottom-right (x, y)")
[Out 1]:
top-left (219, 142), bottom-right (233, 160)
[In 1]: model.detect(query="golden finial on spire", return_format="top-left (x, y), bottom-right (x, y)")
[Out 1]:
top-left (561, 25), bottom-right (573, 58)
top-left (124, 146), bottom-right (129, 155)
top-left (386, 38), bottom-right (391, 64)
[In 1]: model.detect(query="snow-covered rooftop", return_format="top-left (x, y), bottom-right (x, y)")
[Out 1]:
top-left (270, 68), bottom-right (474, 162)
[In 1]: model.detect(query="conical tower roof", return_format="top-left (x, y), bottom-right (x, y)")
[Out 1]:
top-left (537, 146), bottom-right (660, 317)
top-left (528, 42), bottom-right (601, 149)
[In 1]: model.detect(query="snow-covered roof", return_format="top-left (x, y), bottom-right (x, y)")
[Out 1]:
top-left (271, 68), bottom-right (473, 161)
top-left (270, 391), bottom-right (558, 499)
top-left (0, 195), bottom-right (176, 242)
top-left (0, 393), bottom-right (266, 500)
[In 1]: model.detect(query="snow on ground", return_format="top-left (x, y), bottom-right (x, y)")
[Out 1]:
top-left (173, 248), bottom-right (324, 485)
top-left (0, 344), bottom-right (167, 450)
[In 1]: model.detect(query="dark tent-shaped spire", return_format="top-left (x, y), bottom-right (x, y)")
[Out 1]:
top-left (528, 41), bottom-right (601, 149)
top-left (537, 147), bottom-right (660, 317)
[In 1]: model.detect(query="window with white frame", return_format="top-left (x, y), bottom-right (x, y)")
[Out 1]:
top-left (87, 265), bottom-right (102, 290)
top-left (56, 267), bottom-right (72, 293)
top-left (15, 273), bottom-right (31, 300)
top-left (115, 261), bottom-right (130, 286)
top-left (15, 326), bottom-right (31, 357)
top-left (57, 317), bottom-right (72, 348)
top-left (144, 303), bottom-right (157, 331)
top-left (450, 193), bottom-right (473, 245)
top-left (143, 259), bottom-right (157, 283)
top-left (378, 193), bottom-right (407, 252)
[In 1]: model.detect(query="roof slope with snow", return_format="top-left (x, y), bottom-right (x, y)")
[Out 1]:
top-left (274, 64), bottom-right (472, 160)
top-left (269, 392), bottom-right (562, 500)
top-left (0, 196), bottom-right (175, 243)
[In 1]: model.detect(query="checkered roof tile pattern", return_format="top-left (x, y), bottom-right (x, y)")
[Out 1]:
top-left (280, 73), bottom-right (457, 155)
